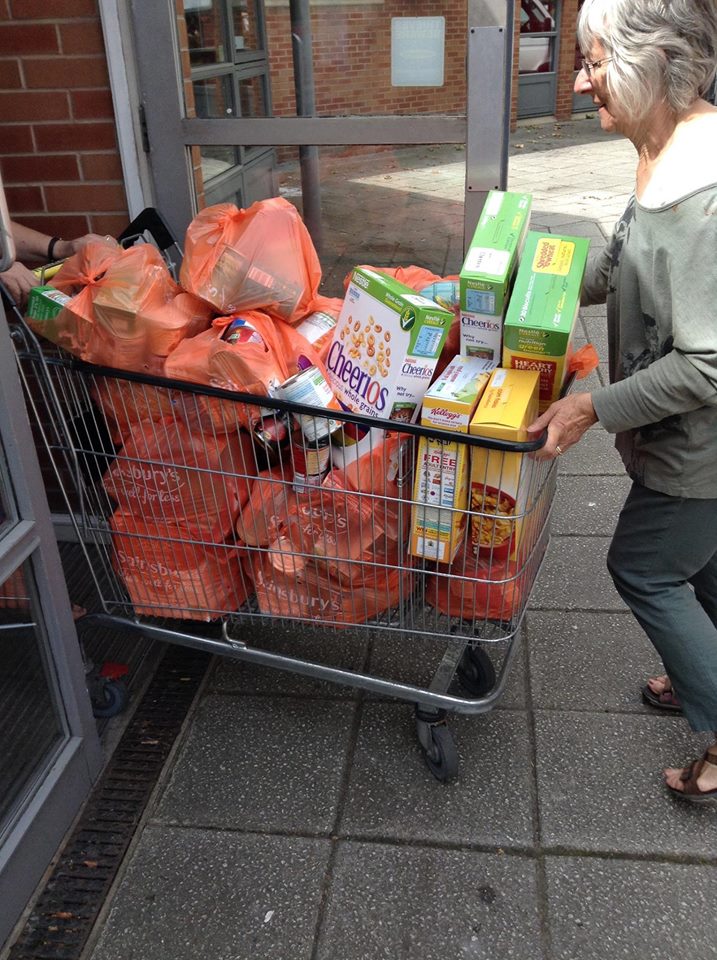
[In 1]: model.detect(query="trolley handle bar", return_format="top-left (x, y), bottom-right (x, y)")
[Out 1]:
top-left (59, 356), bottom-right (550, 454)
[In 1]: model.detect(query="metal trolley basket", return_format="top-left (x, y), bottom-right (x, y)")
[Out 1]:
top-left (8, 220), bottom-right (557, 783)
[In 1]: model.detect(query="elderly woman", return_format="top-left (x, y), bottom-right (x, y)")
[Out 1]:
top-left (528, 0), bottom-right (717, 802)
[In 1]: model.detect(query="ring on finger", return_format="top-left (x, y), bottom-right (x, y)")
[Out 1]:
top-left (555, 444), bottom-right (563, 456)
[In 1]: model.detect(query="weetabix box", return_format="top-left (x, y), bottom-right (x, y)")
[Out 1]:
top-left (459, 190), bottom-right (532, 362)
top-left (468, 367), bottom-right (540, 561)
top-left (502, 231), bottom-right (590, 412)
top-left (326, 267), bottom-right (453, 426)
top-left (410, 356), bottom-right (496, 564)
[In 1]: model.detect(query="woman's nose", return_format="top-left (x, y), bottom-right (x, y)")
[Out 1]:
top-left (574, 65), bottom-right (592, 95)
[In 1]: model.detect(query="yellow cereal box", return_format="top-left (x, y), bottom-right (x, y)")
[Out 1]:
top-left (502, 232), bottom-right (589, 411)
top-left (410, 357), bottom-right (495, 563)
top-left (468, 367), bottom-right (540, 560)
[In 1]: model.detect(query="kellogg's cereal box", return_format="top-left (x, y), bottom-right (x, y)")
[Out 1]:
top-left (502, 231), bottom-right (589, 411)
top-left (460, 190), bottom-right (532, 362)
top-left (326, 268), bottom-right (453, 425)
top-left (410, 356), bottom-right (496, 563)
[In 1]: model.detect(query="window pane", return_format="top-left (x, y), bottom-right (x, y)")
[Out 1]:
top-left (185, 0), bottom-right (227, 67)
top-left (519, 35), bottom-right (554, 74)
top-left (520, 0), bottom-right (557, 34)
top-left (239, 73), bottom-right (268, 118)
top-left (193, 74), bottom-right (235, 118)
top-left (231, 0), bottom-right (262, 55)
top-left (0, 562), bottom-right (65, 832)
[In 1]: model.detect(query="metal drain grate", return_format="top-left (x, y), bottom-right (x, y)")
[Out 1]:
top-left (8, 643), bottom-right (210, 960)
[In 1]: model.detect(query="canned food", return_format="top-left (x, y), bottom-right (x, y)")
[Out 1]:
top-left (279, 366), bottom-right (342, 443)
top-left (291, 431), bottom-right (330, 492)
top-left (253, 410), bottom-right (289, 464)
top-left (222, 316), bottom-right (264, 345)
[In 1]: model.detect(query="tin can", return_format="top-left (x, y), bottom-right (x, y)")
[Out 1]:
top-left (222, 316), bottom-right (264, 346)
top-left (292, 431), bottom-right (331, 492)
top-left (279, 366), bottom-right (341, 443)
top-left (252, 409), bottom-right (289, 465)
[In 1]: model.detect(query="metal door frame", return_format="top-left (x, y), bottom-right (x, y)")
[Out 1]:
top-left (0, 308), bottom-right (102, 946)
top-left (128, 0), bottom-right (514, 253)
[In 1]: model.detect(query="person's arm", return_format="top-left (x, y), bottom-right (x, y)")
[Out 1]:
top-left (10, 221), bottom-right (109, 264)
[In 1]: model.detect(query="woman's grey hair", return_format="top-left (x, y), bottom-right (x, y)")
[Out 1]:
top-left (578, 0), bottom-right (717, 118)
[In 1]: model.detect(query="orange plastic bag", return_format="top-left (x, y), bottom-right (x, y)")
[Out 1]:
top-left (91, 376), bottom-right (177, 446)
top-left (111, 511), bottom-right (251, 620)
top-left (568, 342), bottom-right (600, 379)
top-left (294, 295), bottom-right (343, 362)
top-left (164, 310), bottom-right (329, 433)
top-left (235, 465), bottom-right (293, 547)
top-left (426, 542), bottom-right (524, 622)
top-left (104, 418), bottom-right (256, 541)
top-left (347, 264), bottom-right (443, 293)
top-left (180, 198), bottom-right (322, 324)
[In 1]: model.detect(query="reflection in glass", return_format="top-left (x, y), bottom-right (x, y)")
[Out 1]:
top-left (186, 0), bottom-right (226, 67)
top-left (239, 74), bottom-right (267, 118)
top-left (231, 0), bottom-right (261, 55)
top-left (0, 562), bottom-right (64, 831)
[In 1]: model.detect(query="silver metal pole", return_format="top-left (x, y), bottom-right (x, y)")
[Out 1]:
top-left (289, 0), bottom-right (323, 254)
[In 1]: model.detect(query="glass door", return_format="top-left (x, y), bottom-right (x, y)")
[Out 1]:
top-left (129, 0), bottom-right (513, 280)
top-left (517, 0), bottom-right (559, 118)
top-left (0, 291), bottom-right (102, 946)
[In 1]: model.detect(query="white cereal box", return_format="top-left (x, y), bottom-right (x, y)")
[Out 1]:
top-left (326, 268), bottom-right (453, 425)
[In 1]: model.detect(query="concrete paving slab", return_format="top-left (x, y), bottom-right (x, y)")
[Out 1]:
top-left (529, 536), bottom-right (623, 611)
top-left (545, 855), bottom-right (717, 960)
top-left (316, 841), bottom-right (543, 960)
top-left (535, 711), bottom-right (717, 856)
top-left (552, 475), bottom-right (631, 536)
top-left (556, 427), bottom-right (624, 476)
top-left (365, 631), bottom-right (527, 709)
top-left (153, 694), bottom-right (355, 833)
top-left (88, 826), bottom-right (330, 960)
top-left (526, 610), bottom-right (662, 712)
top-left (340, 703), bottom-right (535, 847)
top-left (208, 625), bottom-right (368, 699)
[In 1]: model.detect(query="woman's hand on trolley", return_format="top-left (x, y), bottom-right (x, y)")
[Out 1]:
top-left (527, 391), bottom-right (598, 460)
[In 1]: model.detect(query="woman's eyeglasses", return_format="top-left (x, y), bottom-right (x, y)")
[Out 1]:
top-left (581, 56), bottom-right (613, 77)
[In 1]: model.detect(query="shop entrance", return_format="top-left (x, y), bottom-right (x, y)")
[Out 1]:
top-left (129, 0), bottom-right (514, 290)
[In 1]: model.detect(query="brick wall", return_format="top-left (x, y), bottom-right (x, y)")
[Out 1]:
top-left (266, 3), bottom-right (468, 119)
top-left (0, 0), bottom-right (128, 242)
top-left (555, 0), bottom-right (578, 120)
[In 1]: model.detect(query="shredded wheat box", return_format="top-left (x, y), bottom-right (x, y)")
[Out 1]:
top-left (26, 285), bottom-right (71, 322)
top-left (502, 231), bottom-right (589, 411)
top-left (459, 190), bottom-right (532, 361)
top-left (326, 268), bottom-right (453, 425)
top-left (468, 367), bottom-right (540, 560)
top-left (410, 356), bottom-right (496, 563)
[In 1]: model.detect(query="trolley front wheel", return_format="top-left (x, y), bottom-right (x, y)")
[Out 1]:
top-left (415, 710), bottom-right (459, 782)
top-left (92, 679), bottom-right (128, 718)
top-left (457, 645), bottom-right (496, 697)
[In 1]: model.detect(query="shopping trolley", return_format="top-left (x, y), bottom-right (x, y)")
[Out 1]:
top-left (7, 219), bottom-right (558, 782)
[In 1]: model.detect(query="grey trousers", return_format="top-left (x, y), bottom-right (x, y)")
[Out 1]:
top-left (606, 482), bottom-right (717, 732)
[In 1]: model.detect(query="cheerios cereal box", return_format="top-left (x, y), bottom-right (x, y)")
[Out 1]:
top-left (326, 268), bottom-right (453, 425)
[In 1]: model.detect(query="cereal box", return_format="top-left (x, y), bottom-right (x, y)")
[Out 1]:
top-left (468, 367), bottom-right (540, 560)
top-left (26, 285), bottom-right (71, 322)
top-left (410, 356), bottom-right (496, 563)
top-left (460, 190), bottom-right (532, 362)
top-left (502, 231), bottom-right (589, 411)
top-left (326, 267), bottom-right (453, 425)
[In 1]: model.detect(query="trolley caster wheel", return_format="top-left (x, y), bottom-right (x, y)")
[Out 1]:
top-left (457, 644), bottom-right (496, 697)
top-left (415, 711), bottom-right (459, 782)
top-left (92, 679), bottom-right (128, 718)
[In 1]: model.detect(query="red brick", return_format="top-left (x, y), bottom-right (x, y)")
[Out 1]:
top-left (71, 88), bottom-right (114, 120)
top-left (20, 213), bottom-right (91, 237)
top-left (45, 182), bottom-right (127, 212)
top-left (34, 121), bottom-right (116, 151)
top-left (10, 0), bottom-right (97, 18)
top-left (2, 152), bottom-right (79, 182)
top-left (24, 56), bottom-right (109, 89)
top-left (5, 184), bottom-right (44, 212)
top-left (89, 212), bottom-right (130, 236)
top-left (0, 125), bottom-right (34, 153)
top-left (0, 90), bottom-right (70, 121)
top-left (0, 22), bottom-right (58, 53)
top-left (0, 58), bottom-right (22, 87)
top-left (79, 152), bottom-right (122, 180)
top-left (58, 19), bottom-right (105, 55)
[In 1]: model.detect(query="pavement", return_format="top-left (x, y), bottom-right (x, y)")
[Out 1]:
top-left (54, 116), bottom-right (717, 959)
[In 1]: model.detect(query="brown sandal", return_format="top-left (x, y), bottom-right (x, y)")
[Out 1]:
top-left (666, 751), bottom-right (717, 803)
